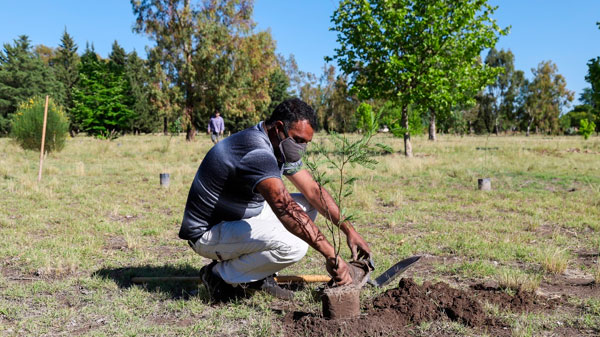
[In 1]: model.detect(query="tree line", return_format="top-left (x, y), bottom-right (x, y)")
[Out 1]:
top-left (0, 0), bottom-right (598, 146)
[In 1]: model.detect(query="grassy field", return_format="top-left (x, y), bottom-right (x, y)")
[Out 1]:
top-left (1, 132), bottom-right (599, 336)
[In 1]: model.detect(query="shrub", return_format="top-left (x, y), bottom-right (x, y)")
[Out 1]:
top-left (355, 102), bottom-right (376, 133)
top-left (579, 119), bottom-right (596, 140)
top-left (10, 96), bottom-right (69, 152)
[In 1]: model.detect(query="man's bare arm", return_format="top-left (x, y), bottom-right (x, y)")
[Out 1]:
top-left (287, 169), bottom-right (372, 260)
top-left (256, 177), bottom-right (352, 285)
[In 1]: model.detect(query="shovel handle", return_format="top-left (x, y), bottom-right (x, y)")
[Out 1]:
top-left (130, 275), bottom-right (331, 284)
top-left (274, 275), bottom-right (331, 283)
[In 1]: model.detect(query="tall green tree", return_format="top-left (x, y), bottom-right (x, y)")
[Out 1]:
top-left (421, 52), bottom-right (497, 140)
top-left (54, 29), bottom-right (80, 134)
top-left (109, 41), bottom-right (127, 68)
top-left (299, 66), bottom-right (331, 131)
top-left (72, 45), bottom-right (132, 136)
top-left (147, 47), bottom-right (182, 135)
top-left (324, 73), bottom-right (358, 133)
top-left (108, 41), bottom-right (134, 125)
top-left (279, 54), bottom-right (304, 98)
top-left (0, 35), bottom-right (61, 134)
top-left (579, 87), bottom-right (594, 106)
top-left (329, 0), bottom-right (506, 156)
top-left (585, 57), bottom-right (600, 130)
top-left (264, 58), bottom-right (290, 118)
top-left (464, 90), bottom-right (495, 134)
top-left (218, 29), bottom-right (277, 131)
top-left (127, 50), bottom-right (159, 133)
top-left (132, 0), bottom-right (275, 138)
top-left (484, 48), bottom-right (525, 134)
top-left (521, 61), bottom-right (573, 135)
top-left (132, 0), bottom-right (201, 140)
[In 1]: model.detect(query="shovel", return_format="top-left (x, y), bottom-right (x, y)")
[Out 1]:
top-left (366, 255), bottom-right (421, 287)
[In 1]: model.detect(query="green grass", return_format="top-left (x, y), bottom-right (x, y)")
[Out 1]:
top-left (1, 133), bottom-right (599, 335)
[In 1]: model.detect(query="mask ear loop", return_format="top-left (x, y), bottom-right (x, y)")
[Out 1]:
top-left (280, 122), bottom-right (290, 139)
top-left (281, 103), bottom-right (295, 138)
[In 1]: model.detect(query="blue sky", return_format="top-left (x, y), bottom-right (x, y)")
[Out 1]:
top-left (1, 1), bottom-right (599, 105)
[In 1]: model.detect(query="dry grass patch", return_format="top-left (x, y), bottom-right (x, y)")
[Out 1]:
top-left (540, 247), bottom-right (569, 274)
top-left (496, 269), bottom-right (541, 292)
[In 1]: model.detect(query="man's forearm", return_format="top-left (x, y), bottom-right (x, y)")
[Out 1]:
top-left (257, 177), bottom-right (338, 259)
top-left (274, 197), bottom-right (336, 258)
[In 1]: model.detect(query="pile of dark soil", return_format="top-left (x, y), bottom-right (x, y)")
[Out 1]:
top-left (283, 278), bottom-right (555, 337)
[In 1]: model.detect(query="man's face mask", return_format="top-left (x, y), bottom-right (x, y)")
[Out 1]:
top-left (276, 124), bottom-right (307, 163)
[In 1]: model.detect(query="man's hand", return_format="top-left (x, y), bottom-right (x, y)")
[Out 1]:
top-left (346, 229), bottom-right (372, 261)
top-left (326, 256), bottom-right (352, 286)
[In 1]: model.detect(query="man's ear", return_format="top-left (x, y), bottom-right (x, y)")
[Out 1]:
top-left (274, 121), bottom-right (286, 137)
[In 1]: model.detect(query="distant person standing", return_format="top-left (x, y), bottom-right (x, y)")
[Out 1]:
top-left (208, 111), bottom-right (225, 144)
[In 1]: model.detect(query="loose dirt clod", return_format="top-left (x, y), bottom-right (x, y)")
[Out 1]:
top-left (283, 277), bottom-right (555, 337)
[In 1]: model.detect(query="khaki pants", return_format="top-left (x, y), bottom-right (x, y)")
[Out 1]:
top-left (188, 193), bottom-right (317, 284)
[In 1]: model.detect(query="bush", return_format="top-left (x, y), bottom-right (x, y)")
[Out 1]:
top-left (355, 102), bottom-right (377, 132)
top-left (579, 119), bottom-right (596, 140)
top-left (10, 96), bottom-right (69, 152)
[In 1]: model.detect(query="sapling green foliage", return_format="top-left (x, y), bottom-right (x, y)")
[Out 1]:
top-left (10, 96), bottom-right (69, 152)
top-left (304, 104), bottom-right (391, 264)
top-left (579, 118), bottom-right (596, 140)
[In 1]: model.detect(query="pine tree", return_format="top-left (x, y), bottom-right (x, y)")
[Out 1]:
top-left (0, 35), bottom-right (62, 134)
top-left (108, 41), bottom-right (126, 68)
top-left (72, 44), bottom-right (132, 137)
top-left (108, 41), bottom-right (133, 124)
top-left (126, 50), bottom-right (159, 133)
top-left (54, 29), bottom-right (80, 134)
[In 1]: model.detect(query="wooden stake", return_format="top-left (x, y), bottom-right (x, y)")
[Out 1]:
top-left (38, 95), bottom-right (49, 182)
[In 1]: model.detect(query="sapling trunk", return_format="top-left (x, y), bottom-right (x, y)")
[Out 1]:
top-left (305, 111), bottom-right (390, 319)
top-left (305, 104), bottom-right (387, 272)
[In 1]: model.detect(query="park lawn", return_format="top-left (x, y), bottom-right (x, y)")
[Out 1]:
top-left (1, 133), bottom-right (599, 336)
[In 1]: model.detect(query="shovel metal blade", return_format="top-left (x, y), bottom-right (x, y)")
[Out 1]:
top-left (368, 255), bottom-right (421, 288)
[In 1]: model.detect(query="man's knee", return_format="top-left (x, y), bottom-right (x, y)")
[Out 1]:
top-left (289, 240), bottom-right (309, 262)
top-left (273, 239), bottom-right (308, 264)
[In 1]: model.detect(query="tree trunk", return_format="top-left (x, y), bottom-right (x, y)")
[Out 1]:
top-left (526, 116), bottom-right (534, 137)
top-left (428, 110), bottom-right (436, 141)
top-left (163, 116), bottom-right (168, 135)
top-left (493, 118), bottom-right (499, 135)
top-left (401, 106), bottom-right (413, 157)
top-left (184, 106), bottom-right (195, 141)
top-left (186, 124), bottom-right (195, 141)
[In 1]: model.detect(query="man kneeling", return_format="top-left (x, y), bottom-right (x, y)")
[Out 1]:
top-left (179, 98), bottom-right (371, 301)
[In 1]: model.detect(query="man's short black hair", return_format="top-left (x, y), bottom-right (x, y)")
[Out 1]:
top-left (266, 98), bottom-right (317, 131)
